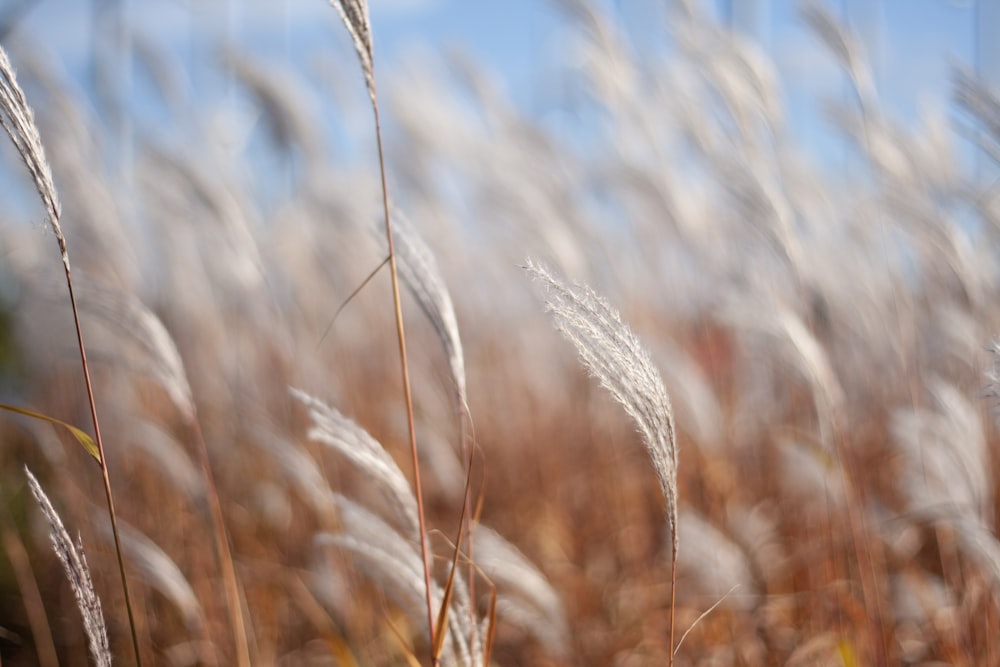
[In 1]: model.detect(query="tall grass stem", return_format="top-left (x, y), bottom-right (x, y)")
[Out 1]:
top-left (0, 46), bottom-right (142, 665)
top-left (371, 95), bottom-right (438, 665)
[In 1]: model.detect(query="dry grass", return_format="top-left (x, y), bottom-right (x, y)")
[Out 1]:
top-left (0, 2), bottom-right (999, 666)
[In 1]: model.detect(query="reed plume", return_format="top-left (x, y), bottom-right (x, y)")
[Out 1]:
top-left (25, 467), bottom-right (111, 667)
top-left (526, 258), bottom-right (679, 662)
top-left (0, 44), bottom-right (142, 664)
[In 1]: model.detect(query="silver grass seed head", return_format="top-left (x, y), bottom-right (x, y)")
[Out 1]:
top-left (221, 49), bottom-right (323, 166)
top-left (892, 380), bottom-right (990, 521)
top-left (291, 388), bottom-right (421, 540)
top-left (678, 512), bottom-right (759, 611)
top-left (0, 46), bottom-right (66, 268)
top-left (25, 467), bottom-right (111, 667)
top-left (254, 431), bottom-right (336, 526)
top-left (526, 259), bottom-right (679, 553)
top-left (95, 516), bottom-right (206, 635)
top-left (800, 0), bottom-right (876, 110)
top-left (473, 524), bottom-right (569, 657)
top-left (316, 495), bottom-right (475, 667)
top-left (81, 289), bottom-right (196, 422)
top-left (328, 0), bottom-right (376, 103)
top-left (985, 340), bottom-right (1000, 425)
top-left (954, 66), bottom-right (1000, 144)
top-left (378, 207), bottom-right (468, 410)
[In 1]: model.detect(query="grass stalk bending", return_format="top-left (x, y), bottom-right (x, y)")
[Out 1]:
top-left (527, 259), bottom-right (679, 666)
top-left (0, 46), bottom-right (142, 666)
top-left (326, 0), bottom-right (438, 660)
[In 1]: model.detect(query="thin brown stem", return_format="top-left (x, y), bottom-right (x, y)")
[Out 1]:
top-left (459, 413), bottom-right (478, 656)
top-left (669, 543), bottom-right (677, 667)
top-left (0, 41), bottom-right (142, 665)
top-left (832, 424), bottom-right (888, 666)
top-left (370, 86), bottom-right (437, 664)
top-left (317, 255), bottom-right (391, 349)
top-left (187, 415), bottom-right (252, 667)
top-left (0, 505), bottom-right (58, 667)
top-left (64, 272), bottom-right (143, 667)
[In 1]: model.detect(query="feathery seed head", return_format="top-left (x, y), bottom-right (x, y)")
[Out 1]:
top-left (526, 259), bottom-right (679, 553)
top-left (25, 468), bottom-right (111, 667)
top-left (328, 0), bottom-right (376, 103)
top-left (0, 46), bottom-right (66, 267)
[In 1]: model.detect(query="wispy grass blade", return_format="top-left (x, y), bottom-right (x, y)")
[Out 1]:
top-left (327, 0), bottom-right (374, 103)
top-left (316, 494), bottom-right (460, 666)
top-left (253, 431), bottom-right (336, 527)
top-left (80, 288), bottom-right (195, 421)
top-left (0, 45), bottom-right (142, 665)
top-left (472, 524), bottom-right (569, 658)
top-left (94, 514), bottom-right (208, 637)
top-left (677, 512), bottom-right (758, 610)
top-left (25, 467), bottom-right (111, 667)
top-left (386, 208), bottom-right (467, 411)
top-left (526, 259), bottom-right (678, 546)
top-left (0, 404), bottom-right (100, 462)
top-left (326, 0), bottom-right (437, 656)
top-left (0, 48), bottom-right (62, 263)
top-left (893, 378), bottom-right (990, 520)
top-left (292, 388), bottom-right (420, 539)
top-left (0, 504), bottom-right (60, 667)
top-left (526, 258), bottom-right (678, 663)
top-left (799, 0), bottom-right (876, 112)
top-left (81, 289), bottom-right (249, 665)
top-left (381, 206), bottom-right (479, 638)
top-left (953, 66), bottom-right (1000, 166)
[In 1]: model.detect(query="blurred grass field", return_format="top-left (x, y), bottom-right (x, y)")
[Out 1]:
top-left (0, 1), bottom-right (998, 665)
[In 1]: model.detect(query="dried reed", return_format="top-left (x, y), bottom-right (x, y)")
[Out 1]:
top-left (527, 258), bottom-right (679, 663)
top-left (0, 44), bottom-right (142, 665)
top-left (25, 467), bottom-right (111, 667)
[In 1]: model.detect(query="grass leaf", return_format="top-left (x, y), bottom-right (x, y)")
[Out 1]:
top-left (1, 404), bottom-right (99, 462)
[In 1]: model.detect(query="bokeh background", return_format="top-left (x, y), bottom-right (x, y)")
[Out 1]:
top-left (0, 1), bottom-right (998, 665)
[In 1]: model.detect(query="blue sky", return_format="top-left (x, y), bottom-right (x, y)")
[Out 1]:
top-left (4, 0), bottom-right (986, 172)
top-left (11, 0), bottom-right (978, 101)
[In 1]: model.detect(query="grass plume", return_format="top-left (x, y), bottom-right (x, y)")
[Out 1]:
top-left (25, 467), bottom-right (111, 667)
top-left (0, 44), bottom-right (142, 665)
top-left (327, 0), bottom-right (438, 658)
top-left (526, 258), bottom-right (679, 663)
top-left (3, 2), bottom-right (1000, 664)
